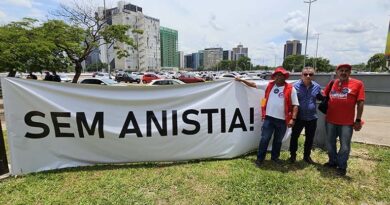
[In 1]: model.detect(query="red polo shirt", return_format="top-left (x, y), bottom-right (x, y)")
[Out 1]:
top-left (324, 78), bottom-right (365, 125)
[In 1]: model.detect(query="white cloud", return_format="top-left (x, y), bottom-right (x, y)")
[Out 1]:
top-left (0, 10), bottom-right (7, 25)
top-left (334, 22), bottom-right (377, 33)
top-left (208, 14), bottom-right (224, 31)
top-left (284, 11), bottom-right (307, 40)
top-left (4, 0), bottom-right (32, 8)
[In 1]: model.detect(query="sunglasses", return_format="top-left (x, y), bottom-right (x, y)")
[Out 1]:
top-left (303, 73), bottom-right (314, 77)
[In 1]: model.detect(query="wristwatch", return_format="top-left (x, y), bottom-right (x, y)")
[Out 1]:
top-left (355, 119), bottom-right (361, 123)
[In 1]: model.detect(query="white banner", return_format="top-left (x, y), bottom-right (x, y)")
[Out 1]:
top-left (2, 77), bottom-right (290, 175)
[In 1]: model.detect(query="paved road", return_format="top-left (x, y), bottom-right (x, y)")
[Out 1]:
top-left (352, 105), bottom-right (390, 146)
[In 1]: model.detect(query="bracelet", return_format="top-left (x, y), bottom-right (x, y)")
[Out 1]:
top-left (355, 119), bottom-right (361, 123)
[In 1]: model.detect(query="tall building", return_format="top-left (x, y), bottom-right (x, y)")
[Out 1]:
top-left (203, 48), bottom-right (223, 69)
top-left (178, 51), bottom-right (184, 69)
top-left (184, 54), bottom-right (193, 69)
top-left (198, 50), bottom-right (204, 69)
top-left (160, 27), bottom-right (179, 68)
top-left (99, 1), bottom-right (161, 71)
top-left (223, 50), bottom-right (233, 60)
top-left (232, 44), bottom-right (248, 61)
top-left (84, 47), bottom-right (101, 70)
top-left (192, 53), bottom-right (200, 70)
top-left (283, 40), bottom-right (302, 60)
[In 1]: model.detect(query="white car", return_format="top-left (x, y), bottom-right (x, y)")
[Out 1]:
top-left (59, 74), bottom-right (71, 82)
top-left (93, 72), bottom-right (115, 79)
top-left (79, 78), bottom-right (125, 86)
top-left (148, 79), bottom-right (185, 86)
top-left (218, 73), bottom-right (236, 79)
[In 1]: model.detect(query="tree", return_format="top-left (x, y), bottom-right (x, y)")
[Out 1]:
top-left (308, 57), bottom-right (332, 72)
top-left (0, 18), bottom-right (68, 76)
top-left (254, 65), bottom-right (270, 70)
top-left (367, 53), bottom-right (386, 72)
top-left (216, 60), bottom-right (232, 71)
top-left (229, 61), bottom-right (237, 71)
top-left (282, 55), bottom-right (332, 72)
top-left (351, 63), bottom-right (366, 72)
top-left (282, 55), bottom-right (304, 72)
top-left (237, 56), bottom-right (251, 71)
top-left (49, 2), bottom-right (139, 83)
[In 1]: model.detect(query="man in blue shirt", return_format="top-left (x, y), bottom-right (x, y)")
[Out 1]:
top-left (289, 67), bottom-right (322, 164)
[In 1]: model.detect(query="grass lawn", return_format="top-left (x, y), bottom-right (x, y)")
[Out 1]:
top-left (0, 132), bottom-right (389, 204)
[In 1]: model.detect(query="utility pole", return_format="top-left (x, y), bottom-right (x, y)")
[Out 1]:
top-left (103, 0), bottom-right (111, 78)
top-left (314, 33), bottom-right (320, 70)
top-left (303, 0), bottom-right (317, 68)
top-left (274, 55), bottom-right (277, 67)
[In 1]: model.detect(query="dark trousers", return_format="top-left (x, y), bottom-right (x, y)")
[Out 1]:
top-left (257, 116), bottom-right (287, 161)
top-left (289, 119), bottom-right (317, 158)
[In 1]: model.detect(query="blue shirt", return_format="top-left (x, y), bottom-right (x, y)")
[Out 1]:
top-left (294, 79), bottom-right (321, 121)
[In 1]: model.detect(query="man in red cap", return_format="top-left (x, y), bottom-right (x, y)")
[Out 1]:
top-left (323, 63), bottom-right (365, 176)
top-left (236, 67), bottom-right (299, 166)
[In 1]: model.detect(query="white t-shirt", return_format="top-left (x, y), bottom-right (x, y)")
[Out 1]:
top-left (264, 84), bottom-right (299, 120)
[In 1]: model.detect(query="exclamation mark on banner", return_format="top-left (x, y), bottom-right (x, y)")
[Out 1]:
top-left (250, 107), bottom-right (254, 131)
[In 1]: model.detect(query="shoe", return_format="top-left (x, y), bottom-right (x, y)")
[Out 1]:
top-left (323, 162), bottom-right (337, 168)
top-left (336, 168), bottom-right (347, 176)
top-left (288, 155), bottom-right (296, 163)
top-left (271, 158), bottom-right (281, 164)
top-left (303, 157), bottom-right (315, 164)
top-left (254, 159), bottom-right (263, 167)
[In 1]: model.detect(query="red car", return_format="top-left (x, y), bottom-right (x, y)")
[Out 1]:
top-left (178, 75), bottom-right (205, 83)
top-left (142, 73), bottom-right (160, 84)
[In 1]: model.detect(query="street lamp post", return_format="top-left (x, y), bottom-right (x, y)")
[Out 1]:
top-left (303, 0), bottom-right (317, 68)
top-left (103, 0), bottom-right (111, 78)
top-left (314, 33), bottom-right (320, 70)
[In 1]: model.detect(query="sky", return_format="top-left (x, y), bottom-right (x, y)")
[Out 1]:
top-left (0, 0), bottom-right (389, 66)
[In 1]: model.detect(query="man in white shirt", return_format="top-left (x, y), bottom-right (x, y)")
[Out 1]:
top-left (236, 67), bottom-right (299, 166)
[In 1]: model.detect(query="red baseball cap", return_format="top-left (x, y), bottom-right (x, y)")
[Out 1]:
top-left (271, 67), bottom-right (289, 79)
top-left (336, 64), bottom-right (352, 71)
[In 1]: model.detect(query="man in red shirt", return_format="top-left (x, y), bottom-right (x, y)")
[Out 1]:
top-left (323, 64), bottom-right (365, 176)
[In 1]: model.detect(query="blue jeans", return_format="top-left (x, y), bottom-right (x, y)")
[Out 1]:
top-left (257, 116), bottom-right (287, 161)
top-left (325, 122), bottom-right (353, 169)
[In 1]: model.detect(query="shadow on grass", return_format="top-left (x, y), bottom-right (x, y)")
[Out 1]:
top-left (18, 150), bottom-right (352, 181)
top-left (241, 151), bottom-right (353, 180)
top-left (29, 156), bottom-right (257, 176)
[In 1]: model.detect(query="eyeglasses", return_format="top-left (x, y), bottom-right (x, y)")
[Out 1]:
top-left (303, 73), bottom-right (314, 77)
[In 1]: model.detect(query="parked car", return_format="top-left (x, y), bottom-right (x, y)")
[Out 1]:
top-left (59, 74), bottom-right (71, 82)
top-left (177, 74), bottom-right (205, 83)
top-left (148, 79), bottom-right (185, 86)
top-left (142, 73), bottom-right (160, 84)
top-left (201, 73), bottom-right (214, 81)
top-left (92, 72), bottom-right (114, 79)
top-left (218, 73), bottom-right (236, 79)
top-left (115, 73), bottom-right (140, 83)
top-left (79, 78), bottom-right (124, 86)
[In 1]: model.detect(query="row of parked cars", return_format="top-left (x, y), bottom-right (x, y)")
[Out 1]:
top-left (79, 77), bottom-right (185, 86)
top-left (85, 71), bottom-right (206, 86)
top-left (81, 70), bottom-right (268, 86)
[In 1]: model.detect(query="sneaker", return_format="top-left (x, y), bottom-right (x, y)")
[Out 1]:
top-left (254, 159), bottom-right (263, 167)
top-left (303, 157), bottom-right (315, 164)
top-left (288, 155), bottom-right (296, 163)
top-left (323, 162), bottom-right (337, 168)
top-left (336, 168), bottom-right (347, 176)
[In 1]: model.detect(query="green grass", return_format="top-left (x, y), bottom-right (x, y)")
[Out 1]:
top-left (0, 132), bottom-right (389, 204)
